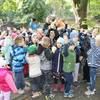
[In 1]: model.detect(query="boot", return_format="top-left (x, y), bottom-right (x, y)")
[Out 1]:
top-left (52, 84), bottom-right (59, 92)
top-left (59, 84), bottom-right (64, 92)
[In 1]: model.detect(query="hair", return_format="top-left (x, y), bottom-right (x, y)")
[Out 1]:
top-left (95, 34), bottom-right (100, 46)
top-left (42, 36), bottom-right (51, 48)
top-left (32, 17), bottom-right (36, 22)
top-left (92, 27), bottom-right (100, 34)
top-left (14, 36), bottom-right (24, 45)
top-left (47, 28), bottom-right (59, 39)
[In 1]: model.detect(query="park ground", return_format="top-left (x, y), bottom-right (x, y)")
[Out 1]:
top-left (12, 73), bottom-right (100, 100)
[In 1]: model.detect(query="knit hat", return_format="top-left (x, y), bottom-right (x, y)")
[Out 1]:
top-left (57, 37), bottom-right (64, 45)
top-left (27, 44), bottom-right (37, 54)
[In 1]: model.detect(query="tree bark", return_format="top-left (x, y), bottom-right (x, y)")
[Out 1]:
top-left (72, 0), bottom-right (89, 28)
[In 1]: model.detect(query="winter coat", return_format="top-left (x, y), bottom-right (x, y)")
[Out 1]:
top-left (0, 68), bottom-right (17, 93)
top-left (87, 46), bottom-right (100, 68)
top-left (37, 44), bottom-right (53, 70)
top-left (26, 54), bottom-right (42, 78)
top-left (63, 50), bottom-right (76, 73)
top-left (10, 45), bottom-right (27, 72)
top-left (52, 48), bottom-right (63, 74)
top-left (79, 33), bottom-right (91, 58)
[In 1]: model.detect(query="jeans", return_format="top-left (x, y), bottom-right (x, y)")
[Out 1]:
top-left (89, 67), bottom-right (97, 91)
top-left (31, 76), bottom-right (41, 92)
top-left (64, 72), bottom-right (73, 93)
top-left (14, 71), bottom-right (25, 89)
top-left (40, 70), bottom-right (53, 96)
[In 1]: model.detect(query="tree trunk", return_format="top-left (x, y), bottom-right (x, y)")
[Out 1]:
top-left (72, 1), bottom-right (80, 28)
top-left (72, 0), bottom-right (89, 28)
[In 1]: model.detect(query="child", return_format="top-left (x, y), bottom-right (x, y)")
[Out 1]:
top-left (1, 35), bottom-right (14, 65)
top-left (85, 34), bottom-right (100, 96)
top-left (73, 36), bottom-right (81, 87)
top-left (26, 44), bottom-right (42, 98)
top-left (10, 36), bottom-right (27, 94)
top-left (31, 32), bottom-right (39, 45)
top-left (0, 56), bottom-right (18, 100)
top-left (37, 36), bottom-right (54, 99)
top-left (52, 37), bottom-right (65, 92)
top-left (63, 42), bottom-right (76, 98)
top-left (47, 29), bottom-right (59, 46)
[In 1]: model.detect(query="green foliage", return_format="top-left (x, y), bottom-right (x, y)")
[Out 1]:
top-left (0, 0), bottom-right (17, 22)
top-left (0, 0), bottom-right (99, 27)
top-left (20, 0), bottom-right (47, 22)
top-left (84, 0), bottom-right (100, 27)
top-left (89, 0), bottom-right (100, 15)
top-left (46, 0), bottom-right (73, 18)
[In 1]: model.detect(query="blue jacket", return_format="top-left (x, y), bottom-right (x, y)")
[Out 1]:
top-left (29, 22), bottom-right (39, 30)
top-left (10, 45), bottom-right (27, 72)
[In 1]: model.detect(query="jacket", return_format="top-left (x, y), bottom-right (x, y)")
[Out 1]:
top-left (26, 54), bottom-right (42, 78)
top-left (87, 46), bottom-right (100, 68)
top-left (0, 68), bottom-right (17, 93)
top-left (63, 50), bottom-right (76, 73)
top-left (52, 48), bottom-right (63, 73)
top-left (37, 44), bottom-right (52, 70)
top-left (10, 45), bottom-right (27, 72)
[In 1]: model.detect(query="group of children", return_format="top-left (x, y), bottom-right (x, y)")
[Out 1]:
top-left (0, 16), bottom-right (100, 100)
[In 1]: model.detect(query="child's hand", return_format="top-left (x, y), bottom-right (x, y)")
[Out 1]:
top-left (52, 46), bottom-right (57, 53)
top-left (79, 56), bottom-right (83, 61)
top-left (63, 36), bottom-right (68, 44)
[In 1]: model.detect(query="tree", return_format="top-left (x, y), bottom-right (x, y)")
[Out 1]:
top-left (20, 0), bottom-right (47, 22)
top-left (89, 0), bottom-right (100, 22)
top-left (72, 0), bottom-right (89, 28)
top-left (1, 0), bottom-right (99, 28)
top-left (0, 0), bottom-right (17, 21)
top-left (46, 0), bottom-right (72, 18)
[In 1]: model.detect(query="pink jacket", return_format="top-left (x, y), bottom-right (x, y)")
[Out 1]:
top-left (0, 68), bottom-right (17, 93)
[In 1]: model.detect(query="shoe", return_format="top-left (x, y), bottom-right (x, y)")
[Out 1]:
top-left (32, 92), bottom-right (42, 98)
top-left (64, 92), bottom-right (69, 97)
top-left (69, 89), bottom-right (73, 94)
top-left (45, 96), bottom-right (49, 100)
top-left (44, 93), bottom-right (55, 100)
top-left (24, 86), bottom-right (30, 91)
top-left (49, 93), bottom-right (55, 98)
top-left (85, 90), bottom-right (95, 96)
top-left (94, 89), bottom-right (96, 92)
top-left (52, 84), bottom-right (58, 92)
top-left (18, 89), bottom-right (25, 94)
top-left (59, 84), bottom-right (64, 92)
top-left (64, 92), bottom-right (74, 98)
top-left (87, 86), bottom-right (96, 92)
